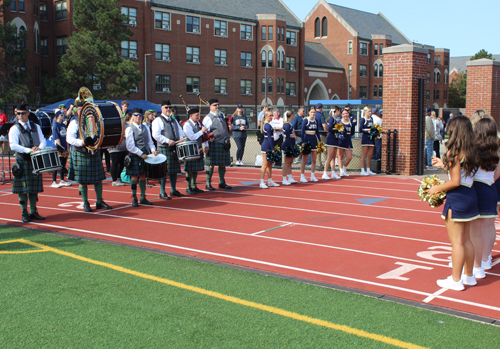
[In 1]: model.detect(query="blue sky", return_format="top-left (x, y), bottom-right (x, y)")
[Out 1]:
top-left (282, 0), bottom-right (499, 57)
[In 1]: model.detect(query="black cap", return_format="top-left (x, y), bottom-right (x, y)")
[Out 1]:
top-left (17, 103), bottom-right (29, 111)
top-left (188, 108), bottom-right (200, 116)
top-left (208, 98), bottom-right (219, 105)
top-left (237, 104), bottom-right (243, 108)
top-left (76, 101), bottom-right (85, 107)
top-left (161, 100), bottom-right (171, 107)
top-left (132, 107), bottom-right (143, 114)
top-left (425, 107), bottom-right (432, 114)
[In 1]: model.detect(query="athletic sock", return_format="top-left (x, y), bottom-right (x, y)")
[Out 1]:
top-left (159, 178), bottom-right (166, 195)
top-left (218, 166), bottom-right (226, 184)
top-left (19, 194), bottom-right (28, 211)
top-left (185, 173), bottom-right (192, 190)
top-left (169, 173), bottom-right (177, 193)
top-left (94, 182), bottom-right (103, 204)
top-left (28, 194), bottom-right (38, 214)
top-left (79, 185), bottom-right (88, 204)
top-left (192, 172), bottom-right (198, 188)
top-left (206, 166), bottom-right (214, 185)
top-left (139, 179), bottom-right (146, 200)
top-left (130, 180), bottom-right (138, 200)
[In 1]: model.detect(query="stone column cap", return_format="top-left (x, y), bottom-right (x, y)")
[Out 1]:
top-left (466, 58), bottom-right (500, 67)
top-left (383, 44), bottom-right (428, 55)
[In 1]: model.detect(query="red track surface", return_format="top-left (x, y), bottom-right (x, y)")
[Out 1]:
top-left (1, 167), bottom-right (499, 320)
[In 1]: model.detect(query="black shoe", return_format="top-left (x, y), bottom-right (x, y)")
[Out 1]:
top-left (29, 212), bottom-right (45, 220)
top-left (194, 187), bottom-right (204, 193)
top-left (205, 184), bottom-right (216, 191)
top-left (186, 188), bottom-right (197, 195)
top-left (132, 198), bottom-right (139, 207)
top-left (84, 201), bottom-right (92, 212)
top-left (96, 201), bottom-right (113, 210)
top-left (159, 193), bottom-right (171, 200)
top-left (171, 190), bottom-right (185, 197)
top-left (22, 210), bottom-right (30, 223)
top-left (139, 198), bottom-right (153, 205)
top-left (218, 183), bottom-right (232, 190)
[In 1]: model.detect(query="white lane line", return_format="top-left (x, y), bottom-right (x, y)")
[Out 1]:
top-left (422, 288), bottom-right (448, 303)
top-left (1, 216), bottom-right (499, 313)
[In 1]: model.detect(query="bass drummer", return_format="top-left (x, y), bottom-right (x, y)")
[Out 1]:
top-left (183, 108), bottom-right (208, 195)
top-left (125, 108), bottom-right (157, 206)
top-left (9, 103), bottom-right (46, 223)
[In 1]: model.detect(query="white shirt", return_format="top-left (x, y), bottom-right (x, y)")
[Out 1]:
top-left (125, 122), bottom-right (156, 156)
top-left (270, 117), bottom-right (284, 141)
top-left (183, 120), bottom-right (204, 142)
top-left (202, 112), bottom-right (218, 147)
top-left (152, 114), bottom-right (185, 146)
top-left (372, 114), bottom-right (383, 127)
top-left (66, 118), bottom-right (85, 147)
top-left (9, 120), bottom-right (46, 153)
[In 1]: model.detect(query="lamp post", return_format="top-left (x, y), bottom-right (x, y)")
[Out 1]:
top-left (144, 53), bottom-right (153, 101)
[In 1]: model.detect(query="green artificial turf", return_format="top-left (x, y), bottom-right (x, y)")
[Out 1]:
top-left (0, 225), bottom-right (498, 348)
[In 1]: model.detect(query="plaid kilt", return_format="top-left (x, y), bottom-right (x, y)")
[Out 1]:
top-left (206, 141), bottom-right (231, 167)
top-left (12, 159), bottom-right (44, 194)
top-left (183, 157), bottom-right (205, 172)
top-left (68, 150), bottom-right (106, 185)
top-left (127, 148), bottom-right (147, 177)
top-left (158, 146), bottom-right (181, 174)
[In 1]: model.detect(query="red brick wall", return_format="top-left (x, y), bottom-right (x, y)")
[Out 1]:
top-left (465, 62), bottom-right (500, 125)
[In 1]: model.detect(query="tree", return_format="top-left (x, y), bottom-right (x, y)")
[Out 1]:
top-left (470, 49), bottom-right (494, 61)
top-left (0, 0), bottom-right (31, 103)
top-left (54, 0), bottom-right (142, 99)
top-left (448, 71), bottom-right (466, 108)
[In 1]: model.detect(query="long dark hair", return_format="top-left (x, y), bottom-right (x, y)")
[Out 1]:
top-left (442, 116), bottom-right (477, 176)
top-left (474, 118), bottom-right (499, 171)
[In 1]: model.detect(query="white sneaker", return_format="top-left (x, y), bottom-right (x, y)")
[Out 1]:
top-left (59, 180), bottom-right (71, 187)
top-left (259, 182), bottom-right (268, 189)
top-left (343, 167), bottom-right (349, 177)
top-left (268, 180), bottom-right (280, 187)
top-left (288, 176), bottom-right (298, 184)
top-left (367, 169), bottom-right (376, 175)
top-left (360, 169), bottom-right (368, 176)
top-left (51, 182), bottom-right (62, 188)
top-left (300, 175), bottom-right (308, 183)
top-left (436, 276), bottom-right (464, 291)
top-left (473, 266), bottom-right (485, 279)
top-left (321, 173), bottom-right (330, 180)
top-left (310, 174), bottom-right (318, 182)
top-left (331, 172), bottom-right (340, 179)
top-left (282, 179), bottom-right (291, 186)
top-left (482, 254), bottom-right (492, 270)
top-left (339, 169), bottom-right (345, 177)
top-left (461, 274), bottom-right (477, 286)
top-left (114, 180), bottom-right (125, 186)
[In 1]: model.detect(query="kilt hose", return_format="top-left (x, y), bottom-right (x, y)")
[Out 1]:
top-left (68, 150), bottom-right (106, 185)
top-left (206, 141), bottom-right (230, 167)
top-left (12, 159), bottom-right (43, 195)
top-left (158, 146), bottom-right (181, 174)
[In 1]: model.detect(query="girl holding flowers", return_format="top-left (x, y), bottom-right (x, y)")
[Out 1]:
top-left (428, 116), bottom-right (479, 290)
top-left (281, 111), bottom-right (297, 185)
top-left (259, 111), bottom-right (279, 189)
top-left (300, 107), bottom-right (321, 183)
top-left (336, 109), bottom-right (354, 177)
top-left (322, 107), bottom-right (341, 180)
top-left (360, 106), bottom-right (376, 176)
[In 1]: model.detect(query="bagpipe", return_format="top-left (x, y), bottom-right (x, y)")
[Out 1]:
top-left (180, 94), bottom-right (214, 142)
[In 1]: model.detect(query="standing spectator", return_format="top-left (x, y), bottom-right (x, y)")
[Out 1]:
top-left (232, 104), bottom-right (249, 166)
top-left (291, 107), bottom-right (304, 164)
top-left (51, 112), bottom-right (71, 188)
top-left (121, 101), bottom-right (129, 117)
top-left (433, 112), bottom-right (444, 158)
top-left (445, 113), bottom-right (454, 134)
top-left (270, 109), bottom-right (284, 167)
top-left (257, 104), bottom-right (270, 128)
top-left (424, 107), bottom-right (435, 170)
top-left (0, 107), bottom-right (8, 155)
top-left (371, 108), bottom-right (383, 161)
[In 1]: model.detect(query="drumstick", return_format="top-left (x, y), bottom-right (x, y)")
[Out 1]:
top-left (175, 137), bottom-right (187, 144)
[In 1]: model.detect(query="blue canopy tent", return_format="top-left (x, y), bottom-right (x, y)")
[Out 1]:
top-left (309, 99), bottom-right (383, 107)
top-left (37, 100), bottom-right (162, 114)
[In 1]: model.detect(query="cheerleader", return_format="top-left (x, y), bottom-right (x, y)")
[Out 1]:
top-left (300, 107), bottom-right (321, 182)
top-left (336, 109), bottom-right (354, 177)
top-left (360, 106), bottom-right (376, 176)
top-left (428, 116), bottom-right (479, 290)
top-left (281, 111), bottom-right (297, 185)
top-left (260, 111), bottom-right (279, 188)
top-left (322, 107), bottom-right (341, 180)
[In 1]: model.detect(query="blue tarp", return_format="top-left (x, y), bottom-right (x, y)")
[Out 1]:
top-left (37, 99), bottom-right (162, 114)
top-left (310, 99), bottom-right (383, 106)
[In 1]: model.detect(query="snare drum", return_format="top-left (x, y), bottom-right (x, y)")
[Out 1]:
top-left (79, 101), bottom-right (124, 151)
top-left (31, 148), bottom-right (62, 174)
top-left (29, 111), bottom-right (52, 139)
top-left (144, 154), bottom-right (168, 180)
top-left (176, 141), bottom-right (201, 162)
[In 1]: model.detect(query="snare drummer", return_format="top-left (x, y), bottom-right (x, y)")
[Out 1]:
top-left (152, 100), bottom-right (186, 200)
top-left (126, 108), bottom-right (157, 206)
top-left (51, 112), bottom-right (71, 188)
top-left (8, 103), bottom-right (46, 223)
top-left (183, 108), bottom-right (207, 195)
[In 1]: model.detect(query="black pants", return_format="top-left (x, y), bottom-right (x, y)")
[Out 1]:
top-left (52, 156), bottom-right (68, 181)
top-left (372, 139), bottom-right (382, 160)
top-left (110, 151), bottom-right (127, 182)
top-left (233, 135), bottom-right (247, 161)
top-left (274, 135), bottom-right (284, 166)
top-left (102, 149), bottom-right (111, 172)
top-left (433, 140), bottom-right (441, 158)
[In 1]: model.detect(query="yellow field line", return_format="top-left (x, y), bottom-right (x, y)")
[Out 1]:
top-left (18, 239), bottom-right (428, 349)
top-left (0, 239), bottom-right (47, 254)
top-left (0, 239), bottom-right (22, 244)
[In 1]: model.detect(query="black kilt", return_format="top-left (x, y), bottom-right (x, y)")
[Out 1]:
top-left (68, 150), bottom-right (106, 185)
top-left (206, 141), bottom-right (230, 166)
top-left (158, 146), bottom-right (181, 174)
top-left (12, 159), bottom-right (44, 194)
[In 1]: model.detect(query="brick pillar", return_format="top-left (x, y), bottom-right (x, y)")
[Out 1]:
top-left (382, 44), bottom-right (428, 175)
top-left (465, 59), bottom-right (500, 125)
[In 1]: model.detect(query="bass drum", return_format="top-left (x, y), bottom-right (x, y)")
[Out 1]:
top-left (79, 101), bottom-right (124, 151)
top-left (28, 111), bottom-right (52, 139)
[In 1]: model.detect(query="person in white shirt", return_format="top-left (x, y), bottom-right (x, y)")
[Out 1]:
top-left (371, 108), bottom-right (383, 161)
top-left (183, 108), bottom-right (208, 194)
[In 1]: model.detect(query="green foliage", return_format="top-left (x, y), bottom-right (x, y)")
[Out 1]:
top-left (56, 0), bottom-right (142, 99)
top-left (470, 49), bottom-right (494, 61)
top-left (448, 71), bottom-right (466, 108)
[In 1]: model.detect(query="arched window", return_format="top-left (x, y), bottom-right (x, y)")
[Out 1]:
top-left (321, 17), bottom-right (328, 37)
top-left (261, 78), bottom-right (266, 93)
top-left (276, 52), bottom-right (280, 68)
top-left (277, 78), bottom-right (280, 93)
top-left (437, 72), bottom-right (441, 84)
top-left (261, 51), bottom-right (266, 68)
top-left (379, 64), bottom-right (383, 77)
top-left (314, 17), bottom-right (320, 37)
top-left (280, 52), bottom-right (284, 69)
top-left (268, 78), bottom-right (273, 93)
top-left (281, 78), bottom-right (284, 93)
top-left (379, 85), bottom-right (383, 97)
top-left (374, 85), bottom-right (378, 98)
top-left (268, 51), bottom-right (273, 68)
top-left (19, 26), bottom-right (26, 48)
top-left (373, 64), bottom-right (378, 78)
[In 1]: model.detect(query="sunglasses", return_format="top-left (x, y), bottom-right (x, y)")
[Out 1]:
top-left (163, 106), bottom-right (173, 109)
top-left (212, 104), bottom-right (220, 106)
top-left (16, 112), bottom-right (28, 115)
top-left (133, 113), bottom-right (143, 117)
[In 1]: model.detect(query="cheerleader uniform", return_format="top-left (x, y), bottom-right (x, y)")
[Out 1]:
top-left (360, 116), bottom-right (375, 146)
top-left (441, 166), bottom-right (480, 221)
top-left (495, 178), bottom-right (500, 205)
top-left (301, 118), bottom-right (320, 150)
top-left (281, 123), bottom-right (295, 154)
top-left (473, 168), bottom-right (498, 218)
top-left (325, 117), bottom-right (339, 147)
top-left (337, 119), bottom-right (353, 150)
top-left (261, 123), bottom-right (274, 153)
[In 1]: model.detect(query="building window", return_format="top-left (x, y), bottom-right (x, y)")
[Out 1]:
top-left (19, 0), bottom-right (25, 11)
top-left (279, 51), bottom-right (284, 69)
top-left (240, 24), bottom-right (252, 40)
top-left (427, 54), bottom-right (431, 64)
top-left (155, 75), bottom-right (170, 92)
top-left (186, 77), bottom-right (200, 93)
top-left (374, 44), bottom-right (378, 55)
top-left (155, 43), bottom-right (170, 61)
top-left (213, 20), bottom-right (227, 37)
top-left (280, 27), bottom-right (284, 41)
top-left (444, 90), bottom-right (448, 100)
top-left (56, 36), bottom-right (67, 55)
top-left (215, 49), bottom-right (227, 65)
top-left (314, 17), bottom-right (320, 37)
top-left (186, 16), bottom-right (200, 33)
top-left (268, 78), bottom-right (273, 93)
top-left (240, 80), bottom-right (252, 95)
top-left (286, 57), bottom-right (296, 71)
top-left (10, 0), bottom-right (16, 11)
top-left (379, 85), bottom-right (383, 97)
top-left (426, 90), bottom-right (430, 101)
top-left (380, 44), bottom-right (383, 55)
top-left (186, 46), bottom-right (200, 63)
top-left (215, 78), bottom-right (227, 94)
top-left (427, 72), bottom-right (431, 83)
top-left (41, 37), bottom-right (48, 56)
top-left (435, 72), bottom-right (441, 84)
top-left (444, 58), bottom-right (449, 66)
top-left (268, 26), bottom-right (273, 41)
top-left (321, 16), bottom-right (328, 37)
top-left (55, 0), bottom-right (67, 20)
top-left (34, 29), bottom-right (40, 53)
top-left (281, 78), bottom-right (284, 93)
top-left (40, 3), bottom-right (47, 20)
top-left (359, 86), bottom-right (367, 99)
top-left (154, 12), bottom-right (170, 29)
top-left (267, 51), bottom-right (273, 68)
top-left (437, 56), bottom-right (441, 66)
top-left (348, 41), bottom-right (353, 55)
top-left (261, 26), bottom-right (266, 41)
top-left (374, 64), bottom-right (378, 78)
top-left (348, 64), bottom-right (352, 76)
top-left (286, 31), bottom-right (296, 45)
top-left (436, 90), bottom-right (440, 100)
top-left (286, 82), bottom-right (296, 96)
top-left (360, 42), bottom-right (368, 55)
top-left (444, 73), bottom-right (448, 84)
top-left (374, 85), bottom-right (378, 98)
top-left (276, 78), bottom-right (280, 94)
top-left (360, 65), bottom-right (367, 77)
top-left (276, 52), bottom-right (281, 68)
top-left (261, 77), bottom-right (266, 93)
top-left (121, 7), bottom-right (137, 25)
top-left (379, 64), bottom-right (383, 77)
top-left (241, 52), bottom-right (252, 67)
top-left (121, 41), bottom-right (137, 59)
top-left (261, 51), bottom-right (266, 68)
